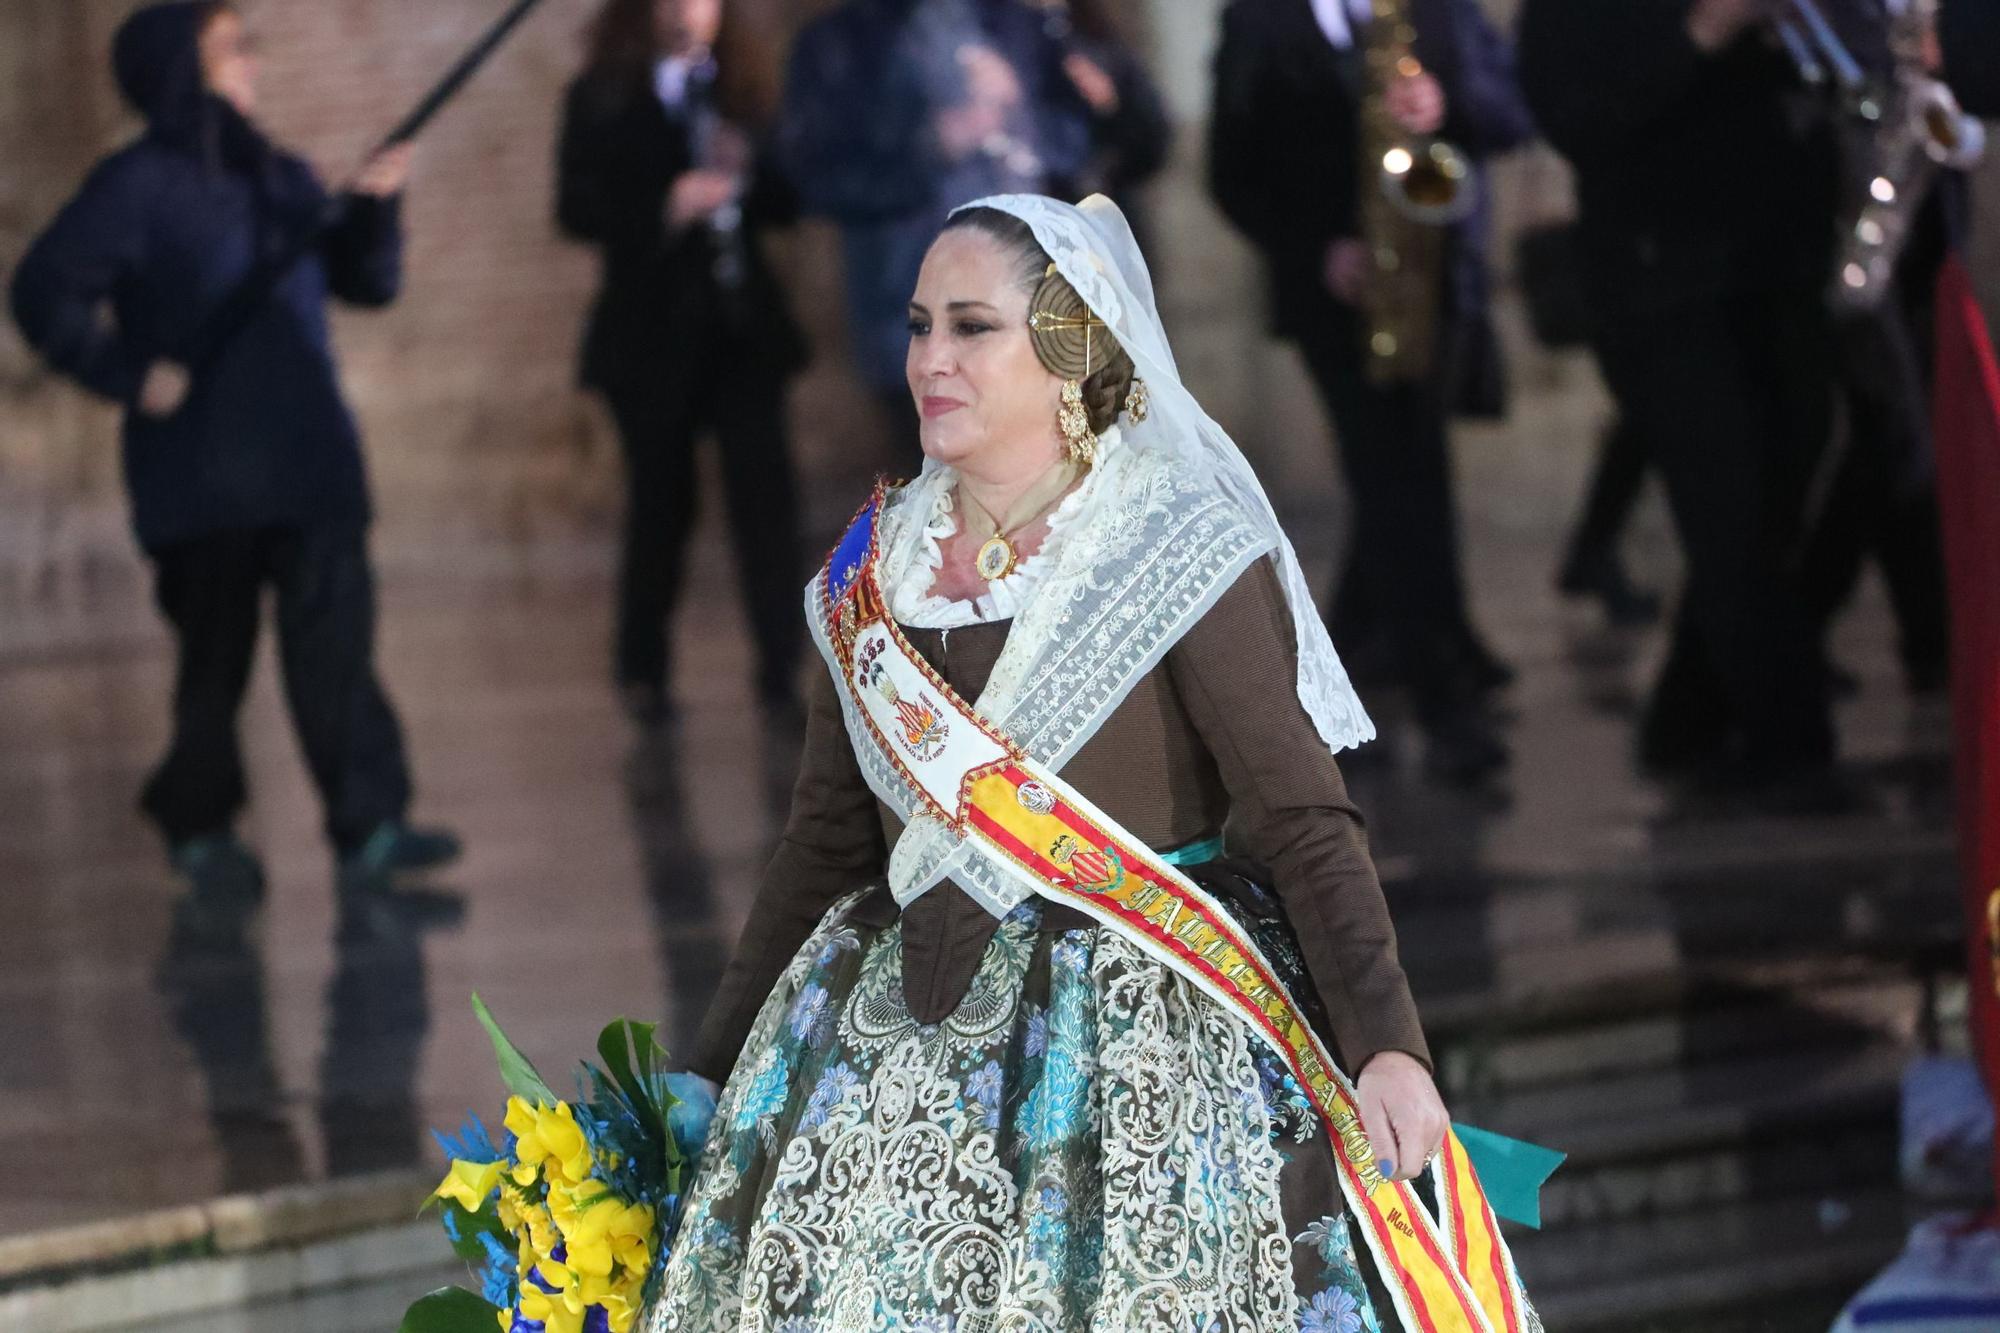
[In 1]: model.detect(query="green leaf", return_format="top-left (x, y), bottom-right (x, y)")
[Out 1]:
top-left (399, 1287), bottom-right (502, 1333)
top-left (595, 1019), bottom-right (648, 1112)
top-left (596, 1018), bottom-right (667, 1144)
top-left (473, 993), bottom-right (557, 1106)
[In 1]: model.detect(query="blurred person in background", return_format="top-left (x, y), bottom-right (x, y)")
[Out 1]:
top-left (1208, 0), bottom-right (1534, 788)
top-left (1940, 0), bottom-right (2000, 113)
top-left (1517, 0), bottom-right (1849, 808)
top-left (1028, 0), bottom-right (1173, 260)
top-left (778, 0), bottom-right (1092, 477)
top-left (9, 1), bottom-right (461, 902)
top-left (1797, 0), bottom-right (1979, 702)
top-left (557, 0), bottom-right (807, 727)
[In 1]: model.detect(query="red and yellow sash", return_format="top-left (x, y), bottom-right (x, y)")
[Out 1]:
top-left (818, 491), bottom-right (1531, 1333)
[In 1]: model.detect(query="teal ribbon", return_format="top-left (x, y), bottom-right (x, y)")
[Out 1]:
top-left (1450, 1123), bottom-right (1565, 1230)
top-left (1158, 836), bottom-right (1226, 867)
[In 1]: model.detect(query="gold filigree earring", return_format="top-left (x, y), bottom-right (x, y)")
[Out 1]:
top-left (1124, 378), bottom-right (1149, 424)
top-left (1059, 379), bottom-right (1096, 466)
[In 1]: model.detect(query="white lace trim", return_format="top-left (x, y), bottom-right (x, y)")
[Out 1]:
top-left (890, 427), bottom-right (1123, 630)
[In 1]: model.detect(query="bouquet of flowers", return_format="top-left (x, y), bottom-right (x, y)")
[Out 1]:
top-left (400, 997), bottom-right (715, 1333)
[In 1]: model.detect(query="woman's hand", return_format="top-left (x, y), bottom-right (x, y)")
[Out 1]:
top-left (1355, 1050), bottom-right (1449, 1184)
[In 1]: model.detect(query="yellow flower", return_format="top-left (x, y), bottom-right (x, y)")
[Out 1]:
top-left (533, 1102), bottom-right (596, 1185)
top-left (431, 1159), bottom-right (505, 1213)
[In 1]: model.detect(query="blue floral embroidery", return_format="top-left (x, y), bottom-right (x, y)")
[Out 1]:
top-left (788, 983), bottom-right (834, 1047)
top-left (1050, 935), bottom-right (1091, 974)
top-left (815, 929), bottom-right (862, 968)
top-left (966, 1059), bottom-right (1004, 1129)
top-left (1301, 1288), bottom-right (1365, 1333)
top-left (1028, 1182), bottom-right (1070, 1257)
top-left (733, 1050), bottom-right (790, 1139)
top-left (803, 1063), bottom-right (860, 1132)
top-left (1024, 1010), bottom-right (1049, 1058)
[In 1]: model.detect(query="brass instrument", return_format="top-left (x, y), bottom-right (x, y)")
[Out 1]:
top-left (1357, 0), bottom-right (1474, 385)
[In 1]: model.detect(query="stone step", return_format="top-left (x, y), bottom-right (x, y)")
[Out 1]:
top-left (1454, 1040), bottom-right (1909, 1228)
top-left (1516, 1185), bottom-right (1910, 1331)
top-left (1433, 974), bottom-right (1923, 1097)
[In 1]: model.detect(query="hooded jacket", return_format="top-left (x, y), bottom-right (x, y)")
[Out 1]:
top-left (10, 1), bottom-right (402, 552)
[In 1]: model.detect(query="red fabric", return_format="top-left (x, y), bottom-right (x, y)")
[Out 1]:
top-left (1933, 255), bottom-right (2000, 1203)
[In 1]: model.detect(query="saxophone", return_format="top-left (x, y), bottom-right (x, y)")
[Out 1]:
top-left (1824, 0), bottom-right (1985, 312)
top-left (1356, 0), bottom-right (1474, 386)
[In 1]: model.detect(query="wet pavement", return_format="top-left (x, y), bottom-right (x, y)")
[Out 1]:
top-left (0, 276), bottom-right (1969, 1326)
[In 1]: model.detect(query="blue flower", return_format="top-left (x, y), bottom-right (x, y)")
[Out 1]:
top-left (1051, 938), bottom-right (1090, 974)
top-left (432, 1112), bottom-right (510, 1165)
top-left (1020, 1058), bottom-right (1086, 1146)
top-left (966, 1059), bottom-right (1004, 1128)
top-left (1028, 1183), bottom-right (1070, 1256)
top-left (1023, 1010), bottom-right (1049, 1058)
top-left (817, 929), bottom-right (861, 967)
top-left (1301, 1288), bottom-right (1364, 1333)
top-left (476, 1231), bottom-right (517, 1308)
top-left (803, 1063), bottom-right (860, 1132)
top-left (583, 1307), bottom-right (612, 1333)
top-left (733, 1051), bottom-right (791, 1133)
top-left (788, 984), bottom-right (834, 1046)
top-left (509, 1315), bottom-right (546, 1333)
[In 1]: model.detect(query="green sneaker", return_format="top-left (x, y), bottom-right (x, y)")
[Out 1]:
top-left (170, 833), bottom-right (266, 906)
top-left (338, 821), bottom-right (464, 892)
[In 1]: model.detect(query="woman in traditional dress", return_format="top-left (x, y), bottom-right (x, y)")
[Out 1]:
top-left (648, 194), bottom-right (1536, 1333)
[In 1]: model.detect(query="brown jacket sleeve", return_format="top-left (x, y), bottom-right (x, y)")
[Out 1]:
top-left (1166, 558), bottom-right (1432, 1075)
top-left (691, 661), bottom-right (887, 1082)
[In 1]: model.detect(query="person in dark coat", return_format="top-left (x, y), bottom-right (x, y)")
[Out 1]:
top-left (10, 1), bottom-right (460, 900)
top-left (1208, 0), bottom-right (1534, 787)
top-left (1028, 0), bottom-right (1173, 259)
top-left (1517, 0), bottom-right (1847, 803)
top-left (778, 0), bottom-right (1092, 476)
top-left (1942, 0), bottom-right (2000, 114)
top-left (556, 0), bottom-right (807, 724)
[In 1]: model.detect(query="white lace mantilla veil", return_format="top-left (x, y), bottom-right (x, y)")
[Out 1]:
top-left (949, 192), bottom-right (1375, 753)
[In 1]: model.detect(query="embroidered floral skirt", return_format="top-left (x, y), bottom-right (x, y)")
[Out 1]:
top-left (646, 893), bottom-right (1399, 1333)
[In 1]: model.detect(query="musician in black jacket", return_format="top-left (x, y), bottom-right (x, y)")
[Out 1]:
top-left (557, 0), bottom-right (806, 725)
top-left (1519, 0), bottom-right (1848, 802)
top-left (1209, 0), bottom-right (1532, 787)
top-left (1942, 0), bottom-right (2000, 114)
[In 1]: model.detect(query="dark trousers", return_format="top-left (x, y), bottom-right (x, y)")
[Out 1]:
top-left (1294, 310), bottom-right (1479, 716)
top-left (141, 522), bottom-right (411, 852)
top-left (1593, 283), bottom-right (1837, 767)
top-left (602, 356), bottom-right (802, 702)
top-left (1799, 299), bottom-right (1950, 681)
top-left (1563, 415), bottom-right (1649, 572)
